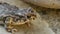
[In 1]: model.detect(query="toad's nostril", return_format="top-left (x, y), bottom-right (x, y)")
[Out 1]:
top-left (32, 17), bottom-right (35, 20)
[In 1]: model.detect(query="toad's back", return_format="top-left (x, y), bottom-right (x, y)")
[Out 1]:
top-left (0, 3), bottom-right (33, 17)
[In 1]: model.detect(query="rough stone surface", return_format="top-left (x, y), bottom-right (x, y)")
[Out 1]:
top-left (39, 10), bottom-right (60, 34)
top-left (33, 6), bottom-right (60, 34)
top-left (22, 0), bottom-right (60, 9)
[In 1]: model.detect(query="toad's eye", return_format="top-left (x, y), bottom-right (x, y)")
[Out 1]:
top-left (4, 16), bottom-right (13, 24)
top-left (27, 16), bottom-right (31, 19)
top-left (5, 17), bottom-right (11, 21)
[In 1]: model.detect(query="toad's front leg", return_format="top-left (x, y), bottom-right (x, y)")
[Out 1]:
top-left (3, 17), bottom-right (18, 33)
top-left (4, 24), bottom-right (17, 33)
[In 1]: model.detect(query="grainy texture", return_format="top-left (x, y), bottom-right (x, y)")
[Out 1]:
top-left (32, 5), bottom-right (60, 34)
top-left (39, 9), bottom-right (60, 34)
top-left (26, 3), bottom-right (60, 34)
top-left (0, 0), bottom-right (58, 34)
top-left (22, 0), bottom-right (60, 9)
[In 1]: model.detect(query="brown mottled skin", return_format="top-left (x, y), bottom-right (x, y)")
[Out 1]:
top-left (0, 2), bottom-right (36, 33)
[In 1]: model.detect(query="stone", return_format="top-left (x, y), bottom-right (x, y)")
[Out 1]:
top-left (22, 0), bottom-right (60, 9)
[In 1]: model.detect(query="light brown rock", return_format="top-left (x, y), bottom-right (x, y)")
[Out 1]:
top-left (22, 0), bottom-right (60, 9)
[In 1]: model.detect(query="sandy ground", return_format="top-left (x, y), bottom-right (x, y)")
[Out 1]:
top-left (0, 0), bottom-right (59, 34)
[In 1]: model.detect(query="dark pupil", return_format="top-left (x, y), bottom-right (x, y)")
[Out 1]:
top-left (27, 16), bottom-right (31, 19)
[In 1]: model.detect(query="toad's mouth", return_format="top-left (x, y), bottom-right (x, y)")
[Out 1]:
top-left (3, 13), bottom-right (36, 25)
